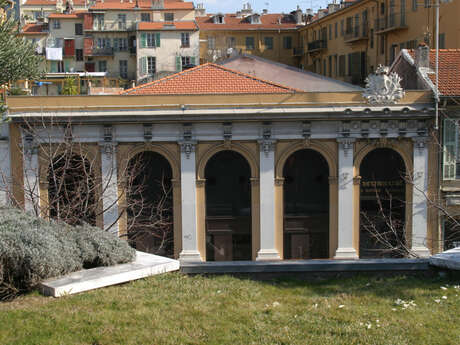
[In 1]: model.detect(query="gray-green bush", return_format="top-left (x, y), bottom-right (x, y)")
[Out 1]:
top-left (0, 207), bottom-right (136, 300)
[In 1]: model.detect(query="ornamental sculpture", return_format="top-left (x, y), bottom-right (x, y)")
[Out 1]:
top-left (362, 65), bottom-right (405, 105)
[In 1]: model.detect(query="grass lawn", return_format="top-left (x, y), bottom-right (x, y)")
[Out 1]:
top-left (0, 273), bottom-right (459, 345)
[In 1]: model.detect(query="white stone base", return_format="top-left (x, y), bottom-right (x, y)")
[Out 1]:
top-left (256, 249), bottom-right (281, 261)
top-left (334, 247), bottom-right (359, 260)
top-left (411, 246), bottom-right (431, 258)
top-left (179, 250), bottom-right (203, 263)
top-left (39, 251), bottom-right (179, 297)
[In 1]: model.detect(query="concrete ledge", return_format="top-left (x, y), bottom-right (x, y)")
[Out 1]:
top-left (429, 248), bottom-right (460, 271)
top-left (180, 258), bottom-right (430, 274)
top-left (39, 251), bottom-right (180, 297)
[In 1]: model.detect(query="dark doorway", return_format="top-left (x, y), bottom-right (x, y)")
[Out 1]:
top-left (127, 151), bottom-right (173, 257)
top-left (48, 154), bottom-right (96, 226)
top-left (359, 148), bottom-right (406, 258)
top-left (205, 150), bottom-right (252, 261)
top-left (283, 149), bottom-right (329, 259)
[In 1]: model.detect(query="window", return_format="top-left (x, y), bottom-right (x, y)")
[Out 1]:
top-left (328, 55), bottom-right (332, 77)
top-left (323, 59), bottom-right (326, 75)
top-left (118, 14), bottom-right (126, 30)
top-left (380, 35), bottom-right (385, 55)
top-left (53, 19), bottom-right (61, 30)
top-left (346, 17), bottom-right (353, 34)
top-left (76, 49), bottom-right (83, 61)
top-left (164, 13), bottom-right (174, 21)
top-left (207, 36), bottom-right (215, 50)
top-left (340, 19), bottom-right (344, 36)
top-left (98, 60), bottom-right (107, 72)
top-left (370, 29), bottom-right (374, 48)
top-left (339, 55), bottom-right (345, 76)
top-left (140, 33), bottom-right (160, 48)
top-left (335, 22), bottom-right (338, 38)
top-left (181, 32), bottom-right (190, 47)
top-left (283, 36), bottom-right (292, 49)
top-left (227, 36), bottom-right (236, 48)
top-left (147, 56), bottom-right (156, 74)
top-left (328, 24), bottom-right (332, 40)
top-left (424, 0), bottom-right (430, 8)
top-left (443, 118), bottom-right (460, 179)
top-left (119, 60), bottom-right (128, 79)
top-left (176, 56), bottom-right (196, 71)
top-left (181, 56), bottom-right (191, 66)
top-left (380, 2), bottom-right (385, 14)
top-left (50, 61), bottom-right (64, 73)
top-left (141, 13), bottom-right (151, 22)
top-left (245, 36), bottom-right (255, 50)
top-left (264, 36), bottom-right (273, 50)
top-left (412, 0), bottom-right (417, 11)
top-left (96, 38), bottom-right (111, 49)
top-left (75, 23), bottom-right (83, 36)
top-left (439, 33), bottom-right (446, 49)
top-left (94, 14), bottom-right (104, 30)
top-left (114, 38), bottom-right (128, 51)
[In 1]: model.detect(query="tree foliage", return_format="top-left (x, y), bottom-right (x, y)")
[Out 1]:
top-left (0, 0), bottom-right (44, 88)
top-left (62, 77), bottom-right (79, 95)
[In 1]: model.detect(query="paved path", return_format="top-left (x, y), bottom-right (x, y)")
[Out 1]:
top-left (39, 251), bottom-right (179, 297)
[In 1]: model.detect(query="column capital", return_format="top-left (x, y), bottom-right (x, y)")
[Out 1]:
top-left (274, 177), bottom-right (285, 186)
top-left (353, 176), bottom-right (362, 185)
top-left (250, 177), bottom-right (260, 187)
top-left (337, 137), bottom-right (355, 157)
top-left (99, 141), bottom-right (118, 156)
top-left (196, 178), bottom-right (206, 187)
top-left (328, 176), bottom-right (338, 185)
top-left (171, 178), bottom-right (181, 189)
top-left (412, 136), bottom-right (429, 151)
top-left (179, 140), bottom-right (196, 159)
top-left (258, 139), bottom-right (276, 158)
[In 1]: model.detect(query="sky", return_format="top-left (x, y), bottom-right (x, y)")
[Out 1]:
top-left (196, 0), bottom-right (332, 14)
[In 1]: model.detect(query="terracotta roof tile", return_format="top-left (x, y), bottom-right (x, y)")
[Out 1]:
top-left (90, 0), bottom-right (193, 10)
top-left (122, 63), bottom-right (299, 95)
top-left (20, 23), bottom-right (47, 35)
top-left (196, 13), bottom-right (299, 31)
top-left (23, 0), bottom-right (86, 6)
top-left (138, 21), bottom-right (197, 31)
top-left (408, 49), bottom-right (460, 97)
top-left (48, 11), bottom-right (87, 19)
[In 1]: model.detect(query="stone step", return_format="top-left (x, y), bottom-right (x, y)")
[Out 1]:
top-left (39, 251), bottom-right (180, 297)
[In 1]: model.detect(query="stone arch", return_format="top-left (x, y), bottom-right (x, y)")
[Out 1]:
top-left (276, 141), bottom-right (337, 179)
top-left (197, 143), bottom-right (259, 180)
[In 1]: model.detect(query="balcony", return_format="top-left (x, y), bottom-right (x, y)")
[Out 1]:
top-left (89, 22), bottom-right (135, 32)
top-left (307, 40), bottom-right (327, 53)
top-left (89, 47), bottom-right (114, 56)
top-left (375, 14), bottom-right (407, 34)
top-left (344, 25), bottom-right (369, 43)
top-left (293, 47), bottom-right (304, 56)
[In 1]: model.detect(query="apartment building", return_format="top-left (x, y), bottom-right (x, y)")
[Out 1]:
top-left (19, 0), bottom-right (199, 91)
top-left (196, 3), bottom-right (304, 67)
top-left (299, 0), bottom-right (460, 85)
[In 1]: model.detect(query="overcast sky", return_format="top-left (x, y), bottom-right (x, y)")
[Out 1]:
top-left (196, 0), bottom-right (332, 14)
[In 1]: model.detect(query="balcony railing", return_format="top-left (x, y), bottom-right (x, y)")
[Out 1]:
top-left (89, 22), bottom-right (135, 32)
top-left (344, 24), bottom-right (369, 42)
top-left (307, 39), bottom-right (327, 53)
top-left (374, 13), bottom-right (407, 33)
top-left (89, 47), bottom-right (114, 56)
top-left (293, 47), bottom-right (304, 56)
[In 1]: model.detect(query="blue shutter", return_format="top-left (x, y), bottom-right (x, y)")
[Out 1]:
top-left (443, 118), bottom-right (458, 180)
top-left (176, 56), bottom-right (181, 72)
top-left (155, 33), bottom-right (161, 47)
top-left (141, 33), bottom-right (147, 48)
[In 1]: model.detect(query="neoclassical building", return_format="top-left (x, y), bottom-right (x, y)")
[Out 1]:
top-left (3, 63), bottom-right (439, 262)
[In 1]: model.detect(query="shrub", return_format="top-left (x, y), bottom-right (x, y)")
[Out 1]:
top-left (0, 207), bottom-right (136, 300)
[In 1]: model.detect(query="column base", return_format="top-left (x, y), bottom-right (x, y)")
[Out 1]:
top-left (411, 246), bottom-right (431, 258)
top-left (179, 250), bottom-right (202, 263)
top-left (256, 249), bottom-right (281, 261)
top-left (334, 247), bottom-right (359, 260)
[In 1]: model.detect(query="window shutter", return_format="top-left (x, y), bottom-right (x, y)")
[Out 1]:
top-left (50, 61), bottom-right (57, 73)
top-left (155, 33), bottom-right (161, 47)
top-left (443, 118), bottom-right (458, 180)
top-left (191, 56), bottom-right (196, 66)
top-left (141, 33), bottom-right (147, 48)
top-left (113, 38), bottom-right (119, 51)
top-left (176, 56), bottom-right (181, 72)
top-left (64, 60), bottom-right (70, 72)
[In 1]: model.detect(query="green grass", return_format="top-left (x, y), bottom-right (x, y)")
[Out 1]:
top-left (0, 273), bottom-right (459, 345)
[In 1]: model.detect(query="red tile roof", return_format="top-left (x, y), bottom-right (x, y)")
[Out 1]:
top-left (138, 21), bottom-right (197, 31)
top-left (48, 11), bottom-right (86, 19)
top-left (23, 0), bottom-right (86, 6)
top-left (20, 23), bottom-right (47, 35)
top-left (196, 13), bottom-right (299, 31)
top-left (408, 49), bottom-right (460, 97)
top-left (90, 0), bottom-right (194, 10)
top-left (122, 63), bottom-right (299, 95)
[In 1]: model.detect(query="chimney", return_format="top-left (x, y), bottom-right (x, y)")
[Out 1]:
top-left (262, 8), bottom-right (268, 14)
top-left (295, 5), bottom-right (302, 24)
top-left (414, 43), bottom-right (430, 69)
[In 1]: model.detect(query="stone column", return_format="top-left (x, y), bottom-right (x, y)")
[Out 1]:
top-left (256, 139), bottom-right (280, 261)
top-left (334, 138), bottom-right (359, 259)
top-left (411, 137), bottom-right (431, 257)
top-left (178, 141), bottom-right (201, 262)
top-left (0, 137), bottom-right (11, 205)
top-left (23, 139), bottom-right (39, 214)
top-left (100, 142), bottom-right (119, 235)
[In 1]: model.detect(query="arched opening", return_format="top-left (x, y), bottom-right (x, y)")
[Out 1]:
top-left (205, 150), bottom-right (252, 261)
top-left (48, 154), bottom-right (96, 226)
top-left (127, 151), bottom-right (174, 257)
top-left (359, 148), bottom-right (406, 258)
top-left (283, 149), bottom-right (329, 259)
